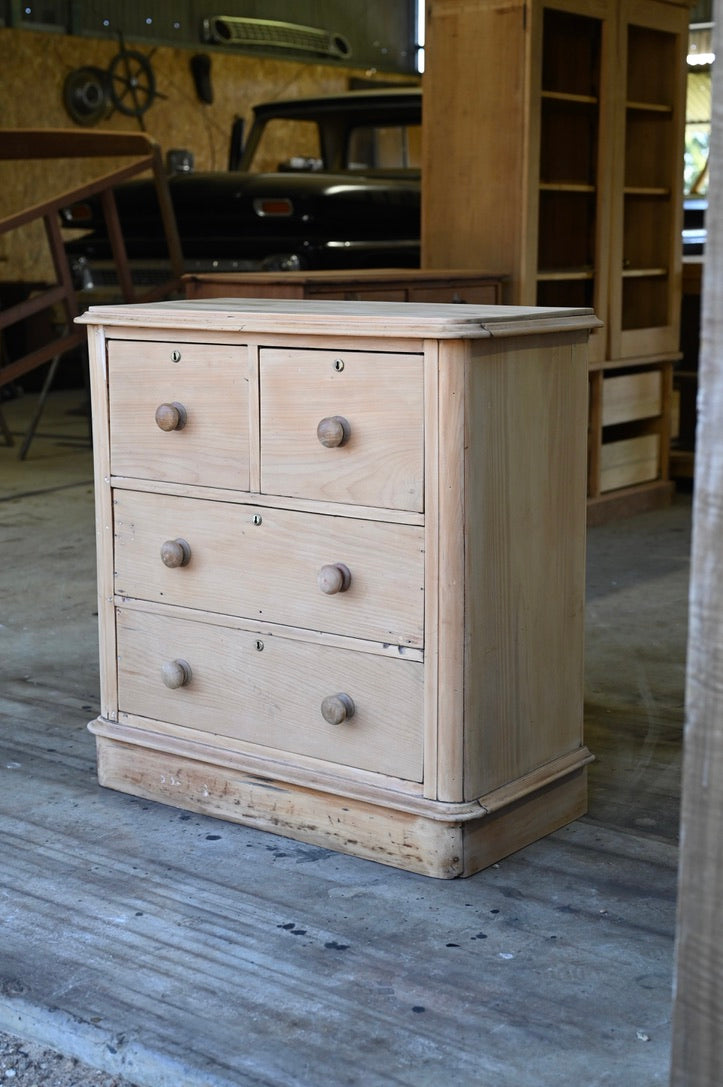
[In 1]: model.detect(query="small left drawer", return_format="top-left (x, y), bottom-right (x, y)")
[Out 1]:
top-left (108, 340), bottom-right (250, 490)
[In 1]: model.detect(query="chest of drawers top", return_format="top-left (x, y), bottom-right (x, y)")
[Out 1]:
top-left (79, 296), bottom-right (597, 338)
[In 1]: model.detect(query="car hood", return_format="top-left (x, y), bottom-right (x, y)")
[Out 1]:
top-left (62, 168), bottom-right (421, 268)
top-left (77, 169), bottom-right (419, 233)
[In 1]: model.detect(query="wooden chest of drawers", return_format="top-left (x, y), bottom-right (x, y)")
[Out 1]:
top-left (80, 298), bottom-right (598, 878)
top-left (182, 268), bottom-right (507, 306)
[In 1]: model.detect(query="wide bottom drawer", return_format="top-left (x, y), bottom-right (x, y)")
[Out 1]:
top-left (116, 608), bottom-right (424, 781)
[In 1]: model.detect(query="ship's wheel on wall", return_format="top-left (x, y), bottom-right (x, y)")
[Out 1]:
top-left (63, 35), bottom-right (166, 130)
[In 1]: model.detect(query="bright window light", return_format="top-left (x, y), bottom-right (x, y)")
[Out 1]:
top-left (416, 0), bottom-right (425, 72)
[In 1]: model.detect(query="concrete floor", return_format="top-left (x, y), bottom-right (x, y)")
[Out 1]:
top-left (0, 387), bottom-right (689, 1087)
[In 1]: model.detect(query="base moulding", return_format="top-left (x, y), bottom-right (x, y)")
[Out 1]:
top-left (91, 722), bottom-right (591, 879)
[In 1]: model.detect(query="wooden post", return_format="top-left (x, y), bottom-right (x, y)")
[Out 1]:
top-left (670, 18), bottom-right (723, 1084)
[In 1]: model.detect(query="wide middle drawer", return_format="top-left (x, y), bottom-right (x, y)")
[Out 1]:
top-left (114, 490), bottom-right (425, 647)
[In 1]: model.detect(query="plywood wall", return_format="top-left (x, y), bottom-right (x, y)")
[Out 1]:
top-left (0, 27), bottom-right (410, 281)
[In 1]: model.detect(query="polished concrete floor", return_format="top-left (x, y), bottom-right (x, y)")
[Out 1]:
top-left (0, 387), bottom-right (689, 1087)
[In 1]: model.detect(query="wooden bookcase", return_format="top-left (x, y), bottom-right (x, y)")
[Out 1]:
top-left (423, 0), bottom-right (691, 521)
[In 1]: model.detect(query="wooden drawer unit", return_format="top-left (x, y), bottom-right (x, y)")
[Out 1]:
top-left (588, 356), bottom-right (673, 521)
top-left (183, 269), bottom-right (507, 306)
top-left (81, 298), bottom-right (598, 878)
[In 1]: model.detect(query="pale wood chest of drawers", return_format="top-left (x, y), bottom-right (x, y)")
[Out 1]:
top-left (79, 298), bottom-right (598, 878)
top-left (182, 268), bottom-right (506, 305)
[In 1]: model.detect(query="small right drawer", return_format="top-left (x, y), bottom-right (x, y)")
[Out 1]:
top-left (259, 348), bottom-right (424, 511)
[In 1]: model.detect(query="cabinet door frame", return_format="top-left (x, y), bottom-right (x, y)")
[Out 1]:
top-left (607, 0), bottom-right (690, 361)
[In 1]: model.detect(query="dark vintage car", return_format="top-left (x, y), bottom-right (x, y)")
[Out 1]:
top-left (61, 87), bottom-right (422, 290)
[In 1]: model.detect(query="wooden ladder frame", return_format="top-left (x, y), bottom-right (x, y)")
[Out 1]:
top-left (0, 129), bottom-right (184, 418)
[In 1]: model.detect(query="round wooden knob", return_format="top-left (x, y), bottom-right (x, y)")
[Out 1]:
top-left (160, 538), bottom-right (191, 568)
top-left (161, 659), bottom-right (192, 689)
top-left (321, 692), bottom-right (355, 725)
top-left (155, 402), bottom-right (187, 431)
top-left (316, 415), bottom-right (350, 448)
top-left (318, 563), bottom-right (351, 595)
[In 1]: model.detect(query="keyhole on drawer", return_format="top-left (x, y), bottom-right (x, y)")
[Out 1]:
top-left (333, 358), bottom-right (344, 372)
top-left (171, 350), bottom-right (182, 363)
top-left (252, 514), bottom-right (262, 526)
top-left (255, 640), bottom-right (264, 652)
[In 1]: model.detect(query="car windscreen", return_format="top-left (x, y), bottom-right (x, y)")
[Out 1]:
top-left (347, 124), bottom-right (422, 169)
top-left (248, 116), bottom-right (421, 173)
top-left (249, 119), bottom-right (323, 173)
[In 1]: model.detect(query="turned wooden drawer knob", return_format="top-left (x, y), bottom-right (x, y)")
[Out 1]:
top-left (161, 658), bottom-right (192, 689)
top-left (316, 415), bottom-right (350, 448)
top-left (318, 562), bottom-right (351, 595)
top-left (155, 401), bottom-right (187, 431)
top-left (160, 538), bottom-right (191, 568)
top-left (321, 692), bottom-right (355, 725)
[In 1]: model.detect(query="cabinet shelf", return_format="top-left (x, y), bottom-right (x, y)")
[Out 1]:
top-left (542, 90), bottom-right (599, 106)
top-left (624, 186), bottom-right (671, 197)
top-left (540, 182), bottom-right (596, 193)
top-left (538, 268), bottom-right (595, 282)
top-left (621, 266), bottom-right (668, 279)
top-left (627, 99), bottom-right (674, 114)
